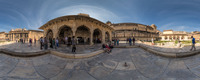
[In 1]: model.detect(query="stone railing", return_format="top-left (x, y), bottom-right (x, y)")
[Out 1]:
top-left (138, 44), bottom-right (200, 58)
top-left (0, 41), bottom-right (15, 46)
top-left (0, 49), bottom-right (105, 59)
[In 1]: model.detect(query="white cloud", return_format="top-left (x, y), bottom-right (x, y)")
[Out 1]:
top-left (50, 5), bottom-right (121, 23)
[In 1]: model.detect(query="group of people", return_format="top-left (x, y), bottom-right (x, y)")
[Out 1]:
top-left (102, 42), bottom-right (114, 53)
top-left (34, 35), bottom-right (197, 54)
top-left (113, 39), bottom-right (119, 46)
top-left (127, 37), bottom-right (136, 46)
top-left (39, 37), bottom-right (59, 50)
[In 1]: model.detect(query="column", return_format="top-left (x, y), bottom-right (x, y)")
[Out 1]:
top-left (11, 33), bottom-right (13, 41)
top-left (53, 30), bottom-right (58, 39)
top-left (90, 30), bottom-right (94, 45)
top-left (72, 27), bottom-right (77, 37)
top-left (13, 33), bottom-right (15, 41)
top-left (161, 36), bottom-right (165, 41)
top-left (167, 36), bottom-right (170, 41)
top-left (172, 36), bottom-right (173, 40)
top-left (102, 30), bottom-right (105, 44)
top-left (53, 25), bottom-right (58, 39)
top-left (109, 31), bottom-right (112, 42)
top-left (184, 36), bottom-right (188, 40)
top-left (179, 36), bottom-right (182, 41)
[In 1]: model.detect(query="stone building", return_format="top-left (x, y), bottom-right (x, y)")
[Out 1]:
top-left (39, 13), bottom-right (113, 45)
top-left (108, 22), bottom-right (160, 41)
top-left (3, 28), bottom-right (43, 41)
top-left (160, 30), bottom-right (190, 41)
top-left (190, 31), bottom-right (200, 41)
top-left (0, 32), bottom-right (6, 41)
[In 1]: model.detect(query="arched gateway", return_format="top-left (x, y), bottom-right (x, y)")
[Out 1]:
top-left (39, 13), bottom-right (113, 45)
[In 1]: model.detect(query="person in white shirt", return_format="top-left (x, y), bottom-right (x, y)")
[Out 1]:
top-left (65, 37), bottom-right (68, 45)
top-left (56, 37), bottom-right (59, 49)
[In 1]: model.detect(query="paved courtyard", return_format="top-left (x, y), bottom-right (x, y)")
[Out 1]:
top-left (0, 47), bottom-right (200, 80)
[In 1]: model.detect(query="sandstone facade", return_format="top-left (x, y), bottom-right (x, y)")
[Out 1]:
top-left (161, 30), bottom-right (190, 41)
top-left (1, 28), bottom-right (43, 41)
top-left (109, 22), bottom-right (160, 41)
top-left (39, 14), bottom-right (113, 45)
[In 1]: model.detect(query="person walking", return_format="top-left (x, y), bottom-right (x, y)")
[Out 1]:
top-left (40, 37), bottom-right (43, 50)
top-left (117, 39), bottom-right (119, 46)
top-left (29, 38), bottom-right (32, 47)
top-left (190, 36), bottom-right (196, 51)
top-left (52, 38), bottom-right (56, 49)
top-left (126, 38), bottom-right (129, 44)
top-left (55, 37), bottom-right (59, 49)
top-left (129, 38), bottom-right (132, 46)
top-left (72, 36), bottom-right (76, 46)
top-left (72, 45), bottom-right (76, 53)
top-left (34, 38), bottom-right (36, 44)
top-left (132, 37), bottom-right (135, 45)
top-left (114, 39), bottom-right (116, 45)
top-left (49, 38), bottom-right (53, 48)
top-left (65, 36), bottom-right (68, 45)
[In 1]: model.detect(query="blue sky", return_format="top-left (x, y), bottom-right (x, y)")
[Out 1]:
top-left (0, 0), bottom-right (200, 32)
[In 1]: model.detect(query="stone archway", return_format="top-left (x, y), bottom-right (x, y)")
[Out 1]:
top-left (105, 31), bottom-right (110, 42)
top-left (58, 25), bottom-right (73, 44)
top-left (46, 29), bottom-right (53, 41)
top-left (75, 25), bottom-right (90, 44)
top-left (93, 29), bottom-right (102, 44)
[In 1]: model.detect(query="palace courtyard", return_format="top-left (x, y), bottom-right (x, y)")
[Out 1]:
top-left (0, 42), bottom-right (200, 80)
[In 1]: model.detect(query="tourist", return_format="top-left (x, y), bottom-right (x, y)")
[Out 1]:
top-left (133, 37), bottom-right (135, 45)
top-left (129, 38), bottom-right (132, 46)
top-left (102, 43), bottom-right (106, 49)
top-left (72, 45), bottom-right (76, 53)
top-left (190, 36), bottom-right (196, 51)
top-left (34, 38), bottom-right (36, 44)
top-left (105, 44), bottom-right (111, 53)
top-left (151, 38), bottom-right (154, 45)
top-left (56, 37), bottom-right (59, 49)
top-left (109, 43), bottom-right (114, 52)
top-left (72, 36), bottom-right (76, 45)
top-left (117, 39), bottom-right (119, 45)
top-left (126, 38), bottom-right (129, 44)
top-left (52, 38), bottom-right (55, 49)
top-left (40, 37), bottom-right (43, 50)
top-left (114, 39), bottom-right (116, 45)
top-left (29, 38), bottom-right (32, 47)
top-left (65, 36), bottom-right (68, 45)
top-left (50, 38), bottom-right (53, 48)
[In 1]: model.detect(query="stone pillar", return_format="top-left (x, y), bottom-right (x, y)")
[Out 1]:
top-left (102, 30), bottom-right (105, 44)
top-left (13, 33), bottom-right (15, 41)
top-left (44, 28), bottom-right (47, 38)
top-left (72, 27), bottom-right (77, 37)
top-left (90, 29), bottom-right (94, 45)
top-left (11, 33), bottom-right (13, 41)
top-left (109, 31), bottom-right (112, 42)
top-left (161, 36), bottom-right (165, 41)
top-left (53, 25), bottom-right (58, 39)
top-left (53, 30), bottom-right (58, 39)
top-left (175, 36), bottom-right (177, 40)
top-left (167, 36), bottom-right (170, 41)
top-left (184, 36), bottom-right (188, 40)
top-left (172, 36), bottom-right (173, 40)
top-left (179, 36), bottom-right (182, 41)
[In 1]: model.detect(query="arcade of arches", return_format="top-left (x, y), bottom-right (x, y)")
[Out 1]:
top-left (40, 14), bottom-right (113, 45)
